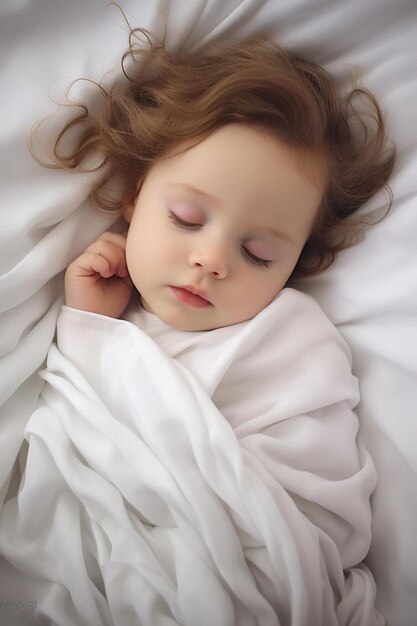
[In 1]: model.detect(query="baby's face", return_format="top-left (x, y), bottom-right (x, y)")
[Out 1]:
top-left (124, 124), bottom-right (325, 331)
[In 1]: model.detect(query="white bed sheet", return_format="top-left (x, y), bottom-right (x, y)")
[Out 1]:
top-left (0, 1), bottom-right (416, 625)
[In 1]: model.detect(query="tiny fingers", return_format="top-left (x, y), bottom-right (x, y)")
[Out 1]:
top-left (84, 239), bottom-right (129, 277)
top-left (68, 252), bottom-right (113, 279)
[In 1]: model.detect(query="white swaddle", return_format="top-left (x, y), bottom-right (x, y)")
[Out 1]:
top-left (0, 289), bottom-right (382, 625)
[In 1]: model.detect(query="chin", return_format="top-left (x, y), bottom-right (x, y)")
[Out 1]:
top-left (164, 315), bottom-right (217, 332)
top-left (166, 312), bottom-right (250, 332)
top-left (155, 308), bottom-right (220, 332)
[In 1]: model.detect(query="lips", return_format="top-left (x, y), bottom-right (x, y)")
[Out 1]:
top-left (170, 285), bottom-right (212, 308)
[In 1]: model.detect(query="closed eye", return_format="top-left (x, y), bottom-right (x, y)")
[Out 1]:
top-left (168, 210), bottom-right (202, 230)
top-left (241, 247), bottom-right (271, 269)
top-left (169, 209), bottom-right (271, 268)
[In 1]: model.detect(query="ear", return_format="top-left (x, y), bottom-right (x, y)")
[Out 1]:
top-left (123, 201), bottom-right (135, 224)
top-left (123, 178), bottom-right (144, 223)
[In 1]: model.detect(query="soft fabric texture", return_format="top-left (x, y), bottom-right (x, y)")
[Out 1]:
top-left (0, 290), bottom-right (382, 625)
top-left (1, 1), bottom-right (416, 624)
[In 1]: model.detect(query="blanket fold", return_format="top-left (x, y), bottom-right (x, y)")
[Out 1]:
top-left (0, 289), bottom-right (383, 625)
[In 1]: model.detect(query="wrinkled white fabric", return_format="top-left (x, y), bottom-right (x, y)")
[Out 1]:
top-left (0, 289), bottom-right (382, 625)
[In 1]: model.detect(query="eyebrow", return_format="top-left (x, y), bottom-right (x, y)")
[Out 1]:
top-left (168, 182), bottom-right (294, 245)
top-left (168, 182), bottom-right (218, 204)
top-left (261, 226), bottom-right (294, 245)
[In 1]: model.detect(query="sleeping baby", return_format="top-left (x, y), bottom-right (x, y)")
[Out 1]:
top-left (0, 31), bottom-right (395, 626)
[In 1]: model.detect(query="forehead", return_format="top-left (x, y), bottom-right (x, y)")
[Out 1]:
top-left (148, 124), bottom-right (326, 232)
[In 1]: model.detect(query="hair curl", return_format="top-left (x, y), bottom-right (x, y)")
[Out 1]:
top-left (35, 29), bottom-right (396, 276)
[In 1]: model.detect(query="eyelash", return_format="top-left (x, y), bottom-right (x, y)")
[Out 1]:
top-left (241, 247), bottom-right (271, 269)
top-left (168, 210), bottom-right (201, 231)
top-left (168, 210), bottom-right (272, 269)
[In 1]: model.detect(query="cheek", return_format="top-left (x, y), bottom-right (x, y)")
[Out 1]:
top-left (126, 222), bottom-right (179, 281)
top-left (232, 272), bottom-right (284, 313)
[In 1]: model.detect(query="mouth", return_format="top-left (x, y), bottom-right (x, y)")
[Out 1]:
top-left (170, 285), bottom-right (212, 308)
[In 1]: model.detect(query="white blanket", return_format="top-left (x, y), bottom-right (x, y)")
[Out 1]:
top-left (0, 289), bottom-right (383, 625)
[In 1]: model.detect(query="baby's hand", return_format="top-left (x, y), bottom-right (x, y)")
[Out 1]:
top-left (65, 231), bottom-right (134, 318)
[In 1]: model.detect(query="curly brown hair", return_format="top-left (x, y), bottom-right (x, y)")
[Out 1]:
top-left (36, 29), bottom-right (396, 277)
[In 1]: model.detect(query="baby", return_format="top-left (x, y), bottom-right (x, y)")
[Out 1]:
top-left (3, 30), bottom-right (395, 626)
top-left (65, 123), bottom-right (325, 329)
top-left (61, 33), bottom-right (394, 329)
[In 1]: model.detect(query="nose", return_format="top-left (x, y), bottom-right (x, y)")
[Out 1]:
top-left (188, 240), bottom-right (229, 279)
